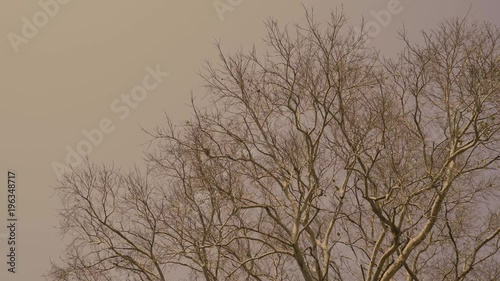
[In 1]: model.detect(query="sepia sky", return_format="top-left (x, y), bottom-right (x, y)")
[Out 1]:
top-left (0, 0), bottom-right (499, 280)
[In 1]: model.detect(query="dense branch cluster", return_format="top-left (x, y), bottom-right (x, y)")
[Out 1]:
top-left (48, 10), bottom-right (500, 281)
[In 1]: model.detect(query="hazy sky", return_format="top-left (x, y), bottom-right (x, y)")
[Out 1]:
top-left (1, 1), bottom-right (499, 280)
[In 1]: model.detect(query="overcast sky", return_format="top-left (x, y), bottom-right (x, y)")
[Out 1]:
top-left (1, 0), bottom-right (499, 280)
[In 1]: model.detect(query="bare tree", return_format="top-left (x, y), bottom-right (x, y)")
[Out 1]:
top-left (47, 9), bottom-right (500, 281)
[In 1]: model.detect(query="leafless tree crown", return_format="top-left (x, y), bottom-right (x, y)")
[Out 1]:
top-left (48, 10), bottom-right (500, 281)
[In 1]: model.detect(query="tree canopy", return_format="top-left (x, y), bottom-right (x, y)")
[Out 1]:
top-left (48, 10), bottom-right (500, 281)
